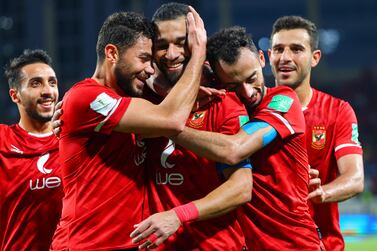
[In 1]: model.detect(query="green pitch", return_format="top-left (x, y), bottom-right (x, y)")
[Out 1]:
top-left (345, 236), bottom-right (377, 251)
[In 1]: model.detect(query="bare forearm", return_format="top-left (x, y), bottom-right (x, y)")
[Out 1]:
top-left (172, 127), bottom-right (238, 164)
top-left (322, 173), bottom-right (363, 202)
top-left (193, 168), bottom-right (252, 220)
top-left (321, 154), bottom-right (364, 203)
top-left (173, 126), bottom-right (266, 165)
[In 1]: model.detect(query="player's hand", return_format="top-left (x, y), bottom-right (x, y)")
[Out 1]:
top-left (52, 101), bottom-right (63, 137)
top-left (192, 86), bottom-right (226, 111)
top-left (130, 210), bottom-right (181, 249)
top-left (186, 6), bottom-right (206, 61)
top-left (308, 168), bottom-right (326, 203)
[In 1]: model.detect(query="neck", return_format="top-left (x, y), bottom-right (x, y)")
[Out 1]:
top-left (293, 81), bottom-right (312, 107)
top-left (92, 62), bottom-right (126, 96)
top-left (18, 117), bottom-right (52, 134)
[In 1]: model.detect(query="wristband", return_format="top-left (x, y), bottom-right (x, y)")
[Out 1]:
top-left (173, 202), bottom-right (199, 223)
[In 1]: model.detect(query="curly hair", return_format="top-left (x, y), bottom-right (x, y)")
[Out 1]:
top-left (271, 15), bottom-right (319, 50)
top-left (152, 2), bottom-right (189, 22)
top-left (96, 11), bottom-right (154, 62)
top-left (207, 26), bottom-right (258, 68)
top-left (4, 49), bottom-right (52, 89)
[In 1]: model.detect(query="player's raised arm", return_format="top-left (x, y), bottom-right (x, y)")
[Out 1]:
top-left (114, 6), bottom-right (207, 137)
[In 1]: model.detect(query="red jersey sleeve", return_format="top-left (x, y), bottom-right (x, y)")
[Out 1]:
top-left (61, 80), bottom-right (131, 136)
top-left (254, 87), bottom-right (305, 139)
top-left (334, 101), bottom-right (363, 159)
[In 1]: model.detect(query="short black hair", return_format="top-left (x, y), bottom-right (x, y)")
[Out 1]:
top-left (4, 49), bottom-right (52, 89)
top-left (96, 11), bottom-right (154, 62)
top-left (207, 26), bottom-right (258, 68)
top-left (271, 15), bottom-right (319, 50)
top-left (152, 2), bottom-right (189, 22)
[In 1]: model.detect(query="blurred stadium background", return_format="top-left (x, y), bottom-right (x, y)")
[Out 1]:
top-left (1, 0), bottom-right (376, 249)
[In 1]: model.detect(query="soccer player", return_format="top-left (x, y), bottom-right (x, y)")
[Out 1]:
top-left (269, 16), bottom-right (364, 251)
top-left (50, 9), bottom-right (206, 251)
top-left (132, 26), bottom-right (322, 251)
top-left (133, 3), bottom-right (248, 250)
top-left (0, 49), bottom-right (63, 251)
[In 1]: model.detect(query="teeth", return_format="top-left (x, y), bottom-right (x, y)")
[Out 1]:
top-left (167, 63), bottom-right (182, 69)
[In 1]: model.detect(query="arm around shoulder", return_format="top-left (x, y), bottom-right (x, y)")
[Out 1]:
top-left (114, 97), bottom-right (185, 137)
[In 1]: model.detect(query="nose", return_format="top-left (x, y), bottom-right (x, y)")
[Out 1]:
top-left (237, 83), bottom-right (254, 99)
top-left (41, 81), bottom-right (54, 95)
top-left (166, 44), bottom-right (180, 61)
top-left (280, 48), bottom-right (292, 62)
top-left (145, 62), bottom-right (155, 76)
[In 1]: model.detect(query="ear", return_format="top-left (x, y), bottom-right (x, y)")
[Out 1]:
top-left (267, 49), bottom-right (272, 64)
top-left (311, 49), bottom-right (321, 68)
top-left (258, 50), bottom-right (266, 68)
top-left (9, 88), bottom-right (20, 104)
top-left (104, 44), bottom-right (119, 63)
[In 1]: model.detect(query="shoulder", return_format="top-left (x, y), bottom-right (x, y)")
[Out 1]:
top-left (0, 124), bottom-right (9, 131)
top-left (65, 78), bottom-right (117, 99)
top-left (262, 86), bottom-right (301, 113)
top-left (0, 124), bottom-right (14, 135)
top-left (313, 88), bottom-right (354, 112)
top-left (210, 92), bottom-right (247, 116)
top-left (313, 88), bottom-right (347, 105)
top-left (221, 92), bottom-right (244, 106)
top-left (269, 86), bottom-right (298, 99)
top-left (63, 79), bottom-right (125, 112)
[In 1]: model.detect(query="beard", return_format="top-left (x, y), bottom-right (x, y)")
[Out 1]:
top-left (114, 62), bottom-right (142, 97)
top-left (25, 104), bottom-right (54, 123)
top-left (162, 68), bottom-right (182, 86)
top-left (156, 59), bottom-right (188, 87)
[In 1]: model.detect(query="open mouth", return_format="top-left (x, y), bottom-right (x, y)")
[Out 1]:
top-left (38, 99), bottom-right (54, 109)
top-left (163, 60), bottom-right (185, 72)
top-left (278, 65), bottom-right (295, 74)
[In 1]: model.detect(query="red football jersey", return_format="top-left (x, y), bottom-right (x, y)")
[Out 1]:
top-left (0, 124), bottom-right (63, 251)
top-left (51, 79), bottom-right (147, 250)
top-left (145, 86), bottom-right (248, 251)
top-left (238, 86), bottom-right (320, 251)
top-left (304, 88), bottom-right (363, 251)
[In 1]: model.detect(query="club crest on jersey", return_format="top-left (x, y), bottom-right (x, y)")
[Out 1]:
top-left (188, 111), bottom-right (206, 128)
top-left (311, 126), bottom-right (326, 150)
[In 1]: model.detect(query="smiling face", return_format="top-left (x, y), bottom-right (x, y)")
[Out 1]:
top-left (214, 47), bottom-right (266, 113)
top-left (153, 16), bottom-right (190, 86)
top-left (269, 28), bottom-right (320, 89)
top-left (10, 63), bottom-right (58, 122)
top-left (114, 36), bottom-right (155, 97)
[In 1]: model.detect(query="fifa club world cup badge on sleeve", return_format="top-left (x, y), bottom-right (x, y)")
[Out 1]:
top-left (311, 126), bottom-right (326, 150)
top-left (188, 111), bottom-right (206, 129)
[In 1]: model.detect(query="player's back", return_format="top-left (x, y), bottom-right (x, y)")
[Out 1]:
top-left (145, 88), bottom-right (248, 250)
top-left (0, 124), bottom-right (63, 251)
